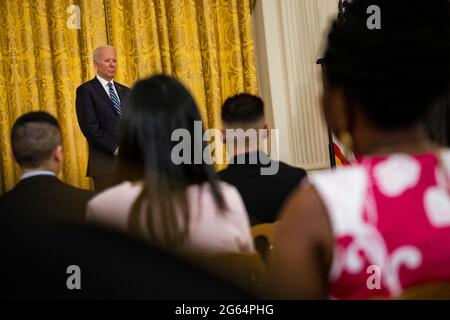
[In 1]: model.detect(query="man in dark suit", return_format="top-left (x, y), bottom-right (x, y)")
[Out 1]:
top-left (76, 45), bottom-right (130, 191)
top-left (0, 112), bottom-right (94, 223)
top-left (219, 94), bottom-right (307, 225)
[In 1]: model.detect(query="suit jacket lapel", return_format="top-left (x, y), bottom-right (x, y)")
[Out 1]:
top-left (115, 83), bottom-right (126, 109)
top-left (92, 77), bottom-right (115, 109)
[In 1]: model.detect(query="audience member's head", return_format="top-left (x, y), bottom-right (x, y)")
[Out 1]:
top-left (221, 93), bottom-right (267, 155)
top-left (11, 111), bottom-right (63, 174)
top-left (322, 0), bottom-right (450, 156)
top-left (93, 45), bottom-right (117, 81)
top-left (117, 74), bottom-right (226, 248)
top-left (222, 93), bottom-right (265, 129)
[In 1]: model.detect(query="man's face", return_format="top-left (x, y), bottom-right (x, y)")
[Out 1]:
top-left (94, 47), bottom-right (117, 81)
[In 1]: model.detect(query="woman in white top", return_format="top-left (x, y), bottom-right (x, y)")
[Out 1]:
top-left (87, 75), bottom-right (254, 255)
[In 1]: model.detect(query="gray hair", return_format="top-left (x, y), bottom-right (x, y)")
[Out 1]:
top-left (93, 45), bottom-right (116, 62)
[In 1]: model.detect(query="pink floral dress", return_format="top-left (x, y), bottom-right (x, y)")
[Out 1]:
top-left (309, 151), bottom-right (450, 299)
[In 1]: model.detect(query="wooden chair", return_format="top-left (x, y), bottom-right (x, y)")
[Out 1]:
top-left (251, 222), bottom-right (279, 263)
top-left (192, 252), bottom-right (266, 295)
top-left (394, 282), bottom-right (450, 300)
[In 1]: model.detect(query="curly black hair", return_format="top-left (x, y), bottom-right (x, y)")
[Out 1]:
top-left (324, 0), bottom-right (450, 129)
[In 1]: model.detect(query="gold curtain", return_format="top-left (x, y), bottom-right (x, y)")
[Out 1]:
top-left (0, 0), bottom-right (107, 192)
top-left (0, 0), bottom-right (258, 194)
top-left (108, 0), bottom-right (258, 129)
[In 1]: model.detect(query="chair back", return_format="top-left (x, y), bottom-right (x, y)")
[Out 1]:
top-left (395, 282), bottom-right (450, 300)
top-left (251, 222), bottom-right (278, 262)
top-left (193, 252), bottom-right (266, 294)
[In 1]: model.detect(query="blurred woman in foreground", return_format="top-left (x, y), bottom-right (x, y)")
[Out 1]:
top-left (269, 0), bottom-right (450, 299)
top-left (87, 75), bottom-right (254, 255)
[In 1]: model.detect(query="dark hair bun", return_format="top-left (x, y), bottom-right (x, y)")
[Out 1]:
top-left (324, 0), bottom-right (450, 129)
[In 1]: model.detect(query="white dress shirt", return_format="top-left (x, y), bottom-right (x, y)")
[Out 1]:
top-left (21, 170), bottom-right (56, 180)
top-left (96, 74), bottom-right (121, 104)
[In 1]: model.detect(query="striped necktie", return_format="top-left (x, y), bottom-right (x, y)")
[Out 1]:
top-left (108, 82), bottom-right (122, 117)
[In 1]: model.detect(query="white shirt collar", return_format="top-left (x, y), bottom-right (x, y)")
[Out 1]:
top-left (21, 170), bottom-right (56, 180)
top-left (96, 74), bottom-right (114, 88)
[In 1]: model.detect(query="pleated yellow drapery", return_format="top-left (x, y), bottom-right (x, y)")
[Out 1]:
top-left (0, 0), bottom-right (258, 194)
top-left (107, 0), bottom-right (258, 130)
top-left (0, 0), bottom-right (108, 192)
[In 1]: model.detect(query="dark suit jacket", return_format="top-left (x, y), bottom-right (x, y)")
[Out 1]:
top-left (76, 77), bottom-right (130, 177)
top-left (0, 175), bottom-right (94, 223)
top-left (219, 152), bottom-right (307, 225)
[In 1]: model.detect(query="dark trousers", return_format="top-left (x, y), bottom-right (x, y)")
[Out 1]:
top-left (92, 175), bottom-right (116, 192)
